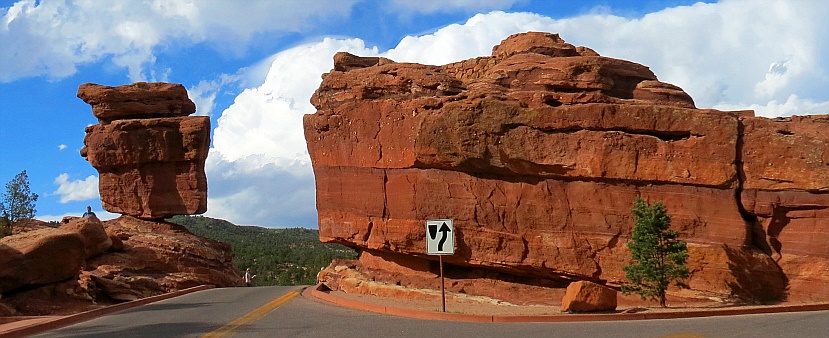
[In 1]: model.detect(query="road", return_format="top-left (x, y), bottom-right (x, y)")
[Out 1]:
top-left (33, 286), bottom-right (829, 338)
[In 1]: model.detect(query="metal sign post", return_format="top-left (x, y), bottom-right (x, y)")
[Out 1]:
top-left (440, 255), bottom-right (445, 312)
top-left (426, 219), bottom-right (454, 312)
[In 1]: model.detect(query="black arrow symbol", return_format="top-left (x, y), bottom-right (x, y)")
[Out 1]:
top-left (437, 222), bottom-right (451, 252)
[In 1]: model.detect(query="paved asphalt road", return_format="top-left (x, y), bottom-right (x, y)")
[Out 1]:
top-left (33, 286), bottom-right (829, 338)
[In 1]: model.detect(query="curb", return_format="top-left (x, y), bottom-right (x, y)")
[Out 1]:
top-left (304, 284), bottom-right (829, 323)
top-left (0, 284), bottom-right (215, 337)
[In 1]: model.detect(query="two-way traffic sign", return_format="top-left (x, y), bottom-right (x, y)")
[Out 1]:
top-left (426, 219), bottom-right (454, 255)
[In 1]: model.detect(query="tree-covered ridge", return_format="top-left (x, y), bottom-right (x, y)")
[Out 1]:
top-left (167, 215), bottom-right (357, 286)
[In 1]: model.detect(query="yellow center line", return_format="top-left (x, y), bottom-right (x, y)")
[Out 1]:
top-left (203, 290), bottom-right (300, 338)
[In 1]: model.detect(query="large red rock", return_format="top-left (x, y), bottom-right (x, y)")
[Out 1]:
top-left (59, 215), bottom-right (112, 258)
top-left (77, 82), bottom-right (196, 122)
top-left (561, 281), bottom-right (617, 312)
top-left (79, 83), bottom-right (209, 219)
top-left (0, 217), bottom-right (241, 315)
top-left (0, 228), bottom-right (85, 293)
top-left (306, 32), bottom-right (829, 304)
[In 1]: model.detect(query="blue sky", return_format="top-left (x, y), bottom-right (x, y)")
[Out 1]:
top-left (2, 0), bottom-right (828, 228)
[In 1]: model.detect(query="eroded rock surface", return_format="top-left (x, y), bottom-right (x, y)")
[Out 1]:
top-left (0, 216), bottom-right (241, 315)
top-left (79, 82), bottom-right (209, 219)
top-left (0, 228), bottom-right (85, 293)
top-left (306, 32), bottom-right (829, 304)
top-left (87, 216), bottom-right (241, 301)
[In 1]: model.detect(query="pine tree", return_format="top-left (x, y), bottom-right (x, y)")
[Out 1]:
top-left (2, 170), bottom-right (39, 224)
top-left (622, 197), bottom-right (689, 307)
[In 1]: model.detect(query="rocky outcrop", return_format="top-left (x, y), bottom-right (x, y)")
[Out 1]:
top-left (0, 216), bottom-right (241, 315)
top-left (306, 32), bottom-right (829, 304)
top-left (88, 216), bottom-right (241, 301)
top-left (79, 82), bottom-right (209, 219)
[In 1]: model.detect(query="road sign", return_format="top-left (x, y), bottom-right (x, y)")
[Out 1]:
top-left (426, 219), bottom-right (454, 255)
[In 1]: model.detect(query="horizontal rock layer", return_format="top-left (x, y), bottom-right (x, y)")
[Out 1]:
top-left (305, 32), bottom-right (829, 303)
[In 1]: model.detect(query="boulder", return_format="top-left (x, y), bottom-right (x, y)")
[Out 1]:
top-left (333, 52), bottom-right (394, 71)
top-left (77, 82), bottom-right (196, 122)
top-left (0, 228), bottom-right (85, 293)
top-left (561, 281), bottom-right (618, 312)
top-left (59, 215), bottom-right (112, 258)
top-left (305, 32), bottom-right (829, 304)
top-left (79, 83), bottom-right (209, 219)
top-left (491, 32), bottom-right (583, 60)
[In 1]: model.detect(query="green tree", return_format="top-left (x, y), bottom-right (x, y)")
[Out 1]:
top-left (622, 197), bottom-right (689, 307)
top-left (1, 170), bottom-right (39, 224)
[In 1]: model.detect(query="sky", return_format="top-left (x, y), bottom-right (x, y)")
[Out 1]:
top-left (2, 0), bottom-right (828, 228)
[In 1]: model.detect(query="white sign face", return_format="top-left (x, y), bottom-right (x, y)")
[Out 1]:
top-left (426, 219), bottom-right (454, 255)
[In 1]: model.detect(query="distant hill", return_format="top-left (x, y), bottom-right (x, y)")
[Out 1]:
top-left (167, 215), bottom-right (356, 286)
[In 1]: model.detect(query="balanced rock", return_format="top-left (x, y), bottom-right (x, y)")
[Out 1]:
top-left (305, 32), bottom-right (829, 304)
top-left (561, 281), bottom-right (617, 312)
top-left (79, 82), bottom-right (209, 219)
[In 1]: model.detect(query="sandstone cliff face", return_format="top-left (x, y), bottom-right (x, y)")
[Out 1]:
top-left (305, 32), bottom-right (829, 303)
top-left (79, 82), bottom-right (209, 219)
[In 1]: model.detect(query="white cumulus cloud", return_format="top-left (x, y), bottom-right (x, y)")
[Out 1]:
top-left (52, 173), bottom-right (99, 203)
top-left (0, 0), bottom-right (360, 82)
top-left (716, 94), bottom-right (829, 118)
top-left (58, 144), bottom-right (67, 150)
top-left (538, 0), bottom-right (829, 111)
top-left (204, 38), bottom-right (380, 227)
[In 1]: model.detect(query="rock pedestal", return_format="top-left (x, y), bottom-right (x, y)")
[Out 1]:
top-left (306, 32), bottom-right (829, 304)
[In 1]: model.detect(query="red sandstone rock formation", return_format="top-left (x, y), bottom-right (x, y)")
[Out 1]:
top-left (0, 83), bottom-right (237, 317)
top-left (59, 215), bottom-right (112, 259)
top-left (0, 216), bottom-right (242, 315)
top-left (77, 82), bottom-right (196, 122)
top-left (89, 216), bottom-right (241, 301)
top-left (79, 82), bottom-right (209, 219)
top-left (306, 32), bottom-right (829, 304)
top-left (0, 228), bottom-right (86, 292)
